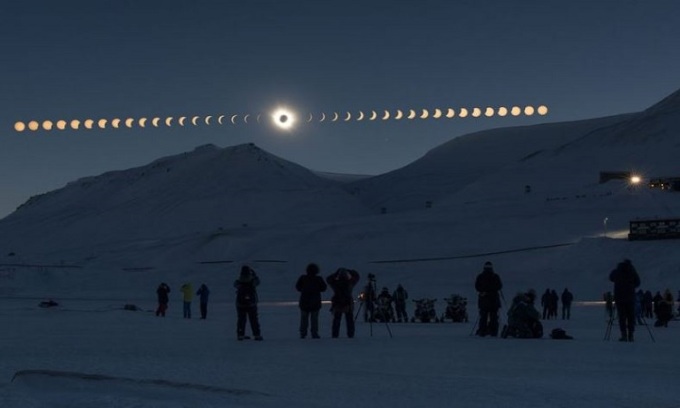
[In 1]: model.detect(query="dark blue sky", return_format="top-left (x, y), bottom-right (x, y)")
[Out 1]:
top-left (1, 0), bottom-right (679, 217)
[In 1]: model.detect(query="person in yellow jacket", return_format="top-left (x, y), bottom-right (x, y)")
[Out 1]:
top-left (180, 282), bottom-right (193, 319)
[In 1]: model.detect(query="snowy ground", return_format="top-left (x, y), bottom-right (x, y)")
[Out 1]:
top-left (1, 297), bottom-right (678, 408)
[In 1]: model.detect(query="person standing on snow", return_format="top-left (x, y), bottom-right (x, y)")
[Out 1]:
top-left (474, 261), bottom-right (503, 337)
top-left (561, 288), bottom-right (574, 320)
top-left (180, 282), bottom-right (193, 319)
top-left (393, 284), bottom-right (409, 322)
top-left (609, 259), bottom-right (641, 342)
top-left (327, 268), bottom-right (360, 338)
top-left (155, 282), bottom-right (171, 317)
top-left (196, 283), bottom-right (210, 319)
top-left (295, 263), bottom-right (327, 339)
top-left (234, 265), bottom-right (262, 341)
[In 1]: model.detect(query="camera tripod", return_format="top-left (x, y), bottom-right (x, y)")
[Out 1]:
top-left (604, 308), bottom-right (655, 342)
top-left (354, 276), bottom-right (393, 338)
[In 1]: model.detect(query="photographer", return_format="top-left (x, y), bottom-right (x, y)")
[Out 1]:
top-left (362, 273), bottom-right (377, 322)
top-left (234, 265), bottom-right (262, 341)
top-left (326, 268), bottom-right (360, 338)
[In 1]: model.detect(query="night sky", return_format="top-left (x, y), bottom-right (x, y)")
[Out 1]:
top-left (1, 0), bottom-right (679, 218)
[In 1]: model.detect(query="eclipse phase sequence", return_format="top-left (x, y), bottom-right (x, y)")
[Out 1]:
top-left (14, 104), bottom-right (548, 133)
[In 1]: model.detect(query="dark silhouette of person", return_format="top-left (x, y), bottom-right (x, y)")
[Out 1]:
top-left (393, 284), bottom-right (409, 322)
top-left (295, 263), bottom-right (327, 339)
top-left (609, 259), bottom-right (641, 342)
top-left (234, 265), bottom-right (262, 341)
top-left (326, 268), bottom-right (360, 338)
top-left (155, 282), bottom-right (171, 317)
top-left (541, 289), bottom-right (551, 319)
top-left (196, 283), bottom-right (210, 319)
top-left (474, 261), bottom-right (503, 337)
top-left (561, 288), bottom-right (574, 320)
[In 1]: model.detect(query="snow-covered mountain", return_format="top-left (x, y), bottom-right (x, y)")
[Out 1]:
top-left (1, 89), bottom-right (679, 300)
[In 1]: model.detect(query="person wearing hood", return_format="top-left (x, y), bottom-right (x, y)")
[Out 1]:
top-left (234, 265), bottom-right (262, 341)
top-left (295, 263), bottom-right (328, 339)
top-left (609, 259), bottom-right (641, 342)
top-left (474, 261), bottom-right (503, 337)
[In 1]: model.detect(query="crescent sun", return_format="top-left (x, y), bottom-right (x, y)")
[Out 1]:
top-left (98, 119), bottom-right (108, 129)
top-left (357, 111), bottom-right (364, 121)
top-left (217, 115), bottom-right (224, 125)
top-left (205, 116), bottom-right (212, 125)
top-left (112, 118), bottom-right (121, 128)
top-left (230, 115), bottom-right (238, 125)
top-left (152, 117), bottom-right (160, 127)
top-left (369, 111), bottom-right (378, 121)
top-left (420, 109), bottom-right (430, 119)
top-left (179, 116), bottom-right (187, 126)
top-left (138, 118), bottom-right (147, 128)
top-left (433, 109), bottom-right (442, 119)
top-left (307, 113), bottom-right (313, 122)
top-left (191, 116), bottom-right (200, 126)
top-left (331, 112), bottom-right (339, 122)
top-left (459, 108), bottom-right (469, 118)
top-left (165, 117), bottom-right (173, 127)
top-left (243, 114), bottom-right (250, 124)
top-left (395, 110), bottom-right (403, 120)
top-left (320, 113), bottom-right (326, 122)
top-left (125, 118), bottom-right (134, 128)
top-left (446, 108), bottom-right (455, 118)
top-left (472, 107), bottom-right (482, 117)
top-left (407, 110), bottom-right (416, 119)
top-left (382, 110), bottom-right (390, 120)
top-left (344, 112), bottom-right (352, 121)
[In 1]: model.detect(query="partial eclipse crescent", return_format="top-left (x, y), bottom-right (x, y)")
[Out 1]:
top-left (382, 110), bottom-right (390, 120)
top-left (357, 111), bottom-right (365, 121)
top-left (459, 108), bottom-right (469, 118)
top-left (216, 115), bottom-right (224, 125)
top-left (420, 109), bottom-right (429, 119)
top-left (179, 117), bottom-right (187, 126)
top-left (369, 111), bottom-right (378, 121)
top-left (320, 113), bottom-right (326, 122)
top-left (407, 110), bottom-right (416, 119)
top-left (344, 112), bottom-right (351, 121)
top-left (307, 113), bottom-right (313, 123)
top-left (112, 118), bottom-right (121, 128)
top-left (331, 112), bottom-right (339, 122)
top-left (395, 110), bottom-right (403, 120)
top-left (446, 108), bottom-right (455, 118)
top-left (243, 114), bottom-right (250, 124)
top-left (230, 115), bottom-right (238, 125)
top-left (125, 118), bottom-right (134, 128)
top-left (165, 117), bottom-right (173, 127)
top-left (152, 117), bottom-right (160, 127)
top-left (138, 118), bottom-right (147, 128)
top-left (433, 109), bottom-right (442, 119)
top-left (205, 116), bottom-right (212, 125)
top-left (191, 116), bottom-right (199, 126)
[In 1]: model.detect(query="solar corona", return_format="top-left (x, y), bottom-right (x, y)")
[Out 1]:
top-left (13, 104), bottom-right (549, 133)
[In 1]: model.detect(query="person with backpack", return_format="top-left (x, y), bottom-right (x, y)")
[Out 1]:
top-left (295, 263), bottom-right (327, 339)
top-left (474, 261), bottom-right (503, 337)
top-left (609, 259), bottom-right (641, 342)
top-left (180, 282), bottom-right (193, 319)
top-left (155, 282), bottom-right (171, 317)
top-left (326, 268), bottom-right (360, 338)
top-left (392, 284), bottom-right (409, 322)
top-left (234, 265), bottom-right (262, 341)
top-left (196, 283), bottom-right (210, 319)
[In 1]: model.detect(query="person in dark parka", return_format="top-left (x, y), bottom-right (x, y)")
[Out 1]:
top-left (609, 259), bottom-right (641, 342)
top-left (474, 261), bottom-right (503, 337)
top-left (326, 268), bottom-right (360, 338)
top-left (234, 265), bottom-right (262, 341)
top-left (196, 283), bottom-right (210, 319)
top-left (296, 263), bottom-right (328, 339)
top-left (155, 282), bottom-right (171, 317)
